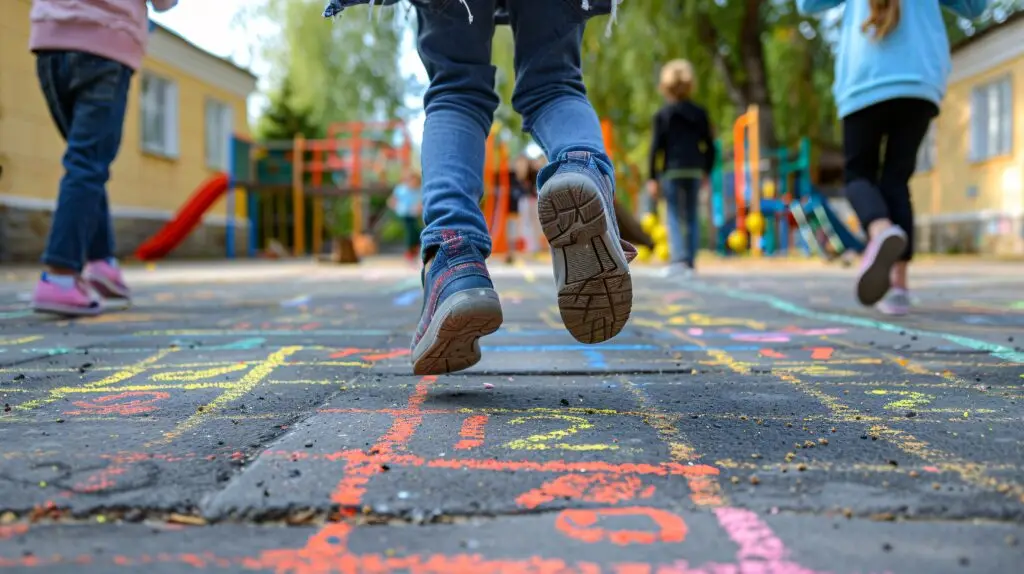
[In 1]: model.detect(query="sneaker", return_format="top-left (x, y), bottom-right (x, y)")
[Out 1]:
top-left (658, 261), bottom-right (694, 278)
top-left (31, 273), bottom-right (102, 317)
top-left (410, 231), bottom-right (503, 376)
top-left (83, 259), bottom-right (131, 301)
top-left (537, 150), bottom-right (636, 344)
top-left (856, 226), bottom-right (907, 306)
top-left (876, 288), bottom-right (910, 316)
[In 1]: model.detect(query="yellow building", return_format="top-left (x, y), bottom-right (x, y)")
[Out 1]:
top-left (911, 12), bottom-right (1024, 256)
top-left (0, 1), bottom-right (257, 263)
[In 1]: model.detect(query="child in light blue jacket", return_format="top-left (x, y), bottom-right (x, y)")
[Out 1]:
top-left (797, 0), bottom-right (988, 315)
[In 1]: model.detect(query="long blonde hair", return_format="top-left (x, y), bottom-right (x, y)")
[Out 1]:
top-left (862, 0), bottom-right (900, 40)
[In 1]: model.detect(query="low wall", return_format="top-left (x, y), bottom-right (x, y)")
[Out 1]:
top-left (0, 204), bottom-right (247, 263)
top-left (916, 215), bottom-right (1024, 256)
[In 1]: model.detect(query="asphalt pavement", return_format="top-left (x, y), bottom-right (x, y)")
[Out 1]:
top-left (0, 256), bottom-right (1021, 574)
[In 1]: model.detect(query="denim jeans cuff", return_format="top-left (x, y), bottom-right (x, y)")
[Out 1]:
top-left (421, 230), bottom-right (493, 262)
top-left (41, 254), bottom-right (84, 273)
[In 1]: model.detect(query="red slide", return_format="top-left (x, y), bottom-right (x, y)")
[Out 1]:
top-left (135, 173), bottom-right (230, 261)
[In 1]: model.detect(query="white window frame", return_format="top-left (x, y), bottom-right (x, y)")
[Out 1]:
top-left (916, 121), bottom-right (937, 173)
top-left (969, 75), bottom-right (1013, 162)
top-left (204, 98), bottom-right (233, 171)
top-left (140, 73), bottom-right (179, 158)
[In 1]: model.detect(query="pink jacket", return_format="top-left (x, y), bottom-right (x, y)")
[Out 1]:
top-left (29, 0), bottom-right (178, 71)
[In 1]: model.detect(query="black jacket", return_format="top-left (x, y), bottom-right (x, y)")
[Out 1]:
top-left (648, 101), bottom-right (716, 180)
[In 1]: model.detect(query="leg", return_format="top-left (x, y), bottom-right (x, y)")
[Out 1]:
top-left (417, 0), bottom-right (500, 261)
top-left (410, 0), bottom-right (503, 375)
top-left (662, 179), bottom-right (686, 263)
top-left (33, 52), bottom-right (131, 316)
top-left (681, 178), bottom-right (701, 268)
top-left (879, 100), bottom-right (935, 267)
top-left (843, 102), bottom-right (908, 306)
top-left (508, 0), bottom-right (634, 344)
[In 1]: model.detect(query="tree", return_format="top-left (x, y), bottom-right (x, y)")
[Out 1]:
top-left (238, 0), bottom-right (411, 130)
top-left (256, 75), bottom-right (321, 140)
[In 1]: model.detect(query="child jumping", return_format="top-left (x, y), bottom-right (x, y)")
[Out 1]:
top-left (797, 0), bottom-right (988, 315)
top-left (646, 59), bottom-right (716, 275)
top-left (28, 0), bottom-right (179, 316)
top-left (325, 0), bottom-right (636, 375)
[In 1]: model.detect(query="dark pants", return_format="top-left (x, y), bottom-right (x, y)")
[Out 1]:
top-left (36, 51), bottom-right (133, 272)
top-left (663, 177), bottom-right (701, 267)
top-left (401, 216), bottom-right (422, 251)
top-left (842, 98), bottom-right (937, 262)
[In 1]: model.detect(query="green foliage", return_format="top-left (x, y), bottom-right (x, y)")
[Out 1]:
top-left (256, 75), bottom-right (322, 140)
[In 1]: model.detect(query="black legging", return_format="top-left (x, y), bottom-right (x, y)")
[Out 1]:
top-left (842, 98), bottom-right (937, 262)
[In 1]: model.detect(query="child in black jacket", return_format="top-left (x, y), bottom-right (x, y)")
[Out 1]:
top-left (647, 59), bottom-right (716, 273)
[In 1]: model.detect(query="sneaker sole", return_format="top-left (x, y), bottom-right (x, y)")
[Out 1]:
top-left (33, 301), bottom-right (103, 317)
top-left (411, 288), bottom-right (503, 376)
top-left (539, 174), bottom-right (632, 344)
top-left (84, 274), bottom-right (131, 302)
top-left (856, 231), bottom-right (906, 306)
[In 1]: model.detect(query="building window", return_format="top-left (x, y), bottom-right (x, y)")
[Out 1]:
top-left (205, 99), bottom-right (233, 171)
top-left (917, 121), bottom-right (937, 172)
top-left (141, 73), bottom-right (179, 158)
top-left (970, 75), bottom-right (1013, 162)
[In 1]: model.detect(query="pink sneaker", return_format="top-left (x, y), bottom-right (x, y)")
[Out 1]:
top-left (876, 288), bottom-right (910, 316)
top-left (856, 226), bottom-right (907, 306)
top-left (32, 274), bottom-right (102, 317)
top-left (83, 260), bottom-right (131, 300)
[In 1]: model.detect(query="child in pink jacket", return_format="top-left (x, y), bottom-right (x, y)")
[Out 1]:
top-left (28, 0), bottom-right (178, 316)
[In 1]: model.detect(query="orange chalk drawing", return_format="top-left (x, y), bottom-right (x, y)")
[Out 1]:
top-left (555, 507), bottom-right (687, 546)
top-left (759, 349), bottom-right (787, 359)
top-left (0, 524), bottom-right (28, 540)
top-left (516, 473), bottom-right (655, 510)
top-left (455, 415), bottom-right (488, 450)
top-left (361, 349), bottom-right (411, 362)
top-left (64, 391), bottom-right (170, 416)
top-left (805, 347), bottom-right (834, 360)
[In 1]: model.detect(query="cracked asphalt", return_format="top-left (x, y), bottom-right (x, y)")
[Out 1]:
top-left (0, 257), bottom-right (1021, 574)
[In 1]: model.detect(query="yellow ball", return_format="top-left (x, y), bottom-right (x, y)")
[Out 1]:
top-left (641, 213), bottom-right (658, 234)
top-left (653, 243), bottom-right (670, 262)
top-left (651, 225), bottom-right (668, 243)
top-left (635, 245), bottom-right (652, 262)
top-left (727, 230), bottom-right (748, 252)
top-left (745, 213), bottom-right (765, 236)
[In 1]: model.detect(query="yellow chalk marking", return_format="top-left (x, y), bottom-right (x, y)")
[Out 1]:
top-left (0, 336), bottom-right (43, 346)
top-left (513, 259), bottom-right (536, 283)
top-left (539, 309), bottom-right (562, 330)
top-left (504, 414), bottom-right (616, 451)
top-left (778, 365), bottom-right (861, 377)
top-left (16, 349), bottom-right (174, 411)
top-left (867, 389), bottom-right (934, 411)
top-left (151, 364), bottom-right (249, 382)
top-left (151, 346), bottom-right (301, 445)
top-left (666, 313), bottom-right (765, 330)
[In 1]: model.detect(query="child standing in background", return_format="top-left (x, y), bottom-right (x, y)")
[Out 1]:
top-left (28, 0), bottom-right (179, 316)
top-left (325, 0), bottom-right (637, 375)
top-left (389, 171), bottom-right (423, 263)
top-left (796, 0), bottom-right (989, 315)
top-left (646, 59), bottom-right (716, 275)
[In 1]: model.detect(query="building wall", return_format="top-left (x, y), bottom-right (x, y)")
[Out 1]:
top-left (0, 0), bottom-right (256, 262)
top-left (910, 17), bottom-right (1024, 255)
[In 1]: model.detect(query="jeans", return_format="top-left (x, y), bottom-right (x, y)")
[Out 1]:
top-left (842, 98), bottom-right (937, 262)
top-left (663, 177), bottom-right (701, 266)
top-left (36, 51), bottom-right (132, 272)
top-left (416, 0), bottom-right (607, 260)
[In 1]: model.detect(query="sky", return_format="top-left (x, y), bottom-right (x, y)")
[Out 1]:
top-left (150, 0), bottom-right (429, 142)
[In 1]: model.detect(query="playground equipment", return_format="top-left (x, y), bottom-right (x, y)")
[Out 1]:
top-left (711, 105), bottom-right (864, 260)
top-left (135, 121), bottom-right (413, 262)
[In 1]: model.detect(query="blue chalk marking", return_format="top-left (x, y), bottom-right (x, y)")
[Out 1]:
top-left (582, 350), bottom-right (608, 369)
top-left (701, 285), bottom-right (1024, 363)
top-left (0, 311), bottom-right (33, 320)
top-left (207, 338), bottom-right (266, 351)
top-left (392, 289), bottom-right (421, 307)
top-left (482, 344), bottom-right (658, 352)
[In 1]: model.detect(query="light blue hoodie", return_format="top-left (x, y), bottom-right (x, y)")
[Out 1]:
top-left (797, 1), bottom-right (990, 118)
